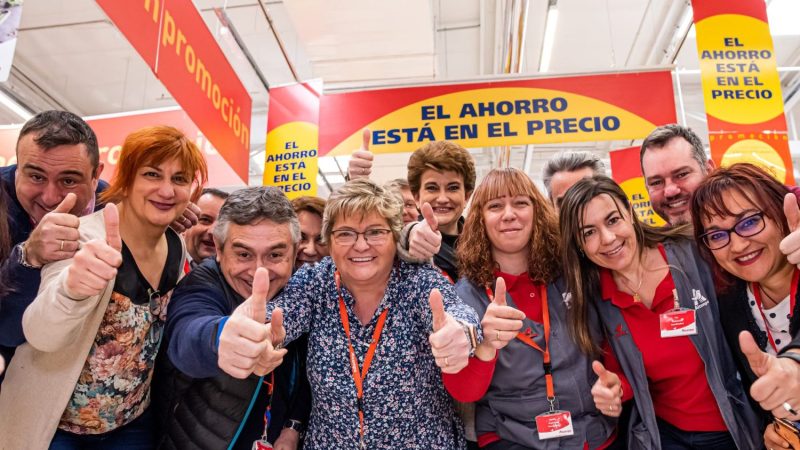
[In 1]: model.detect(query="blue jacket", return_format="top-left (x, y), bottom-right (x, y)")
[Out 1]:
top-left (157, 258), bottom-right (310, 449)
top-left (0, 165), bottom-right (108, 370)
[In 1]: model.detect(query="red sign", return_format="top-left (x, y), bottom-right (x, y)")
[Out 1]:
top-left (96, 0), bottom-right (252, 183)
top-left (609, 146), bottom-right (666, 227)
top-left (0, 109), bottom-right (244, 187)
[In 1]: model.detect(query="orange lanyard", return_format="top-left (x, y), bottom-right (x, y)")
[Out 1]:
top-left (485, 282), bottom-right (556, 408)
top-left (751, 268), bottom-right (798, 353)
top-left (335, 271), bottom-right (389, 448)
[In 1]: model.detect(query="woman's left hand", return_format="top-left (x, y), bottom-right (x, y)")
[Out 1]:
top-left (429, 288), bottom-right (470, 374)
top-left (273, 427), bottom-right (301, 450)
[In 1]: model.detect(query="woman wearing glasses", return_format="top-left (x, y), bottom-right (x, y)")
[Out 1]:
top-left (0, 126), bottom-right (207, 449)
top-left (691, 163), bottom-right (800, 448)
top-left (559, 176), bottom-right (761, 450)
top-left (267, 178), bottom-right (480, 450)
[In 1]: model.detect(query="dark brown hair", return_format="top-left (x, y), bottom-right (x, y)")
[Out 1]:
top-left (457, 168), bottom-right (560, 287)
top-left (559, 176), bottom-right (690, 355)
top-left (407, 141), bottom-right (476, 196)
top-left (691, 163), bottom-right (790, 292)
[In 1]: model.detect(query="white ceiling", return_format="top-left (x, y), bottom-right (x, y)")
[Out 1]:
top-left (5, 0), bottom-right (800, 194)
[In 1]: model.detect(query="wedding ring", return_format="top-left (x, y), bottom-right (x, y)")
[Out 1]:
top-left (784, 401), bottom-right (798, 415)
top-left (495, 330), bottom-right (501, 341)
top-left (59, 240), bottom-right (65, 251)
top-left (444, 356), bottom-right (449, 367)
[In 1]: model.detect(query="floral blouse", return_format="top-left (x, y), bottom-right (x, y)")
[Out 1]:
top-left (270, 258), bottom-right (481, 450)
top-left (58, 230), bottom-right (182, 434)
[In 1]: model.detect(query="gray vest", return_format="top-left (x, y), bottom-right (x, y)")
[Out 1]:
top-left (594, 239), bottom-right (762, 450)
top-left (455, 277), bottom-right (615, 449)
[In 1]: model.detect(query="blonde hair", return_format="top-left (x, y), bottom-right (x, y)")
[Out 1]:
top-left (322, 179), bottom-right (403, 245)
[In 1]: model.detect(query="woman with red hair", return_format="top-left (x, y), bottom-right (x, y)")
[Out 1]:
top-left (0, 126), bottom-right (207, 449)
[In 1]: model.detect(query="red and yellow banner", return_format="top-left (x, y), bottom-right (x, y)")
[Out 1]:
top-left (693, 0), bottom-right (793, 184)
top-left (263, 80), bottom-right (322, 198)
top-left (610, 146), bottom-right (666, 227)
top-left (319, 70), bottom-right (675, 156)
top-left (0, 109), bottom-right (244, 187)
top-left (96, 0), bottom-right (253, 183)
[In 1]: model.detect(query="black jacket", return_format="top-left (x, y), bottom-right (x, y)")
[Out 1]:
top-left (153, 259), bottom-right (311, 449)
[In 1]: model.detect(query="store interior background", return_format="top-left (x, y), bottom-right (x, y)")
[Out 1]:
top-left (4, 0), bottom-right (800, 195)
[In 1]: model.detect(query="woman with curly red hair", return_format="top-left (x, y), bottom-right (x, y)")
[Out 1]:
top-left (444, 168), bottom-right (622, 449)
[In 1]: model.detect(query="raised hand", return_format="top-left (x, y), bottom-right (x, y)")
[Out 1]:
top-left (591, 361), bottom-right (623, 417)
top-left (63, 203), bottom-right (123, 300)
top-left (740, 331), bottom-right (800, 420)
top-left (429, 288), bottom-right (470, 374)
top-left (408, 203), bottom-right (442, 260)
top-left (254, 308), bottom-right (288, 376)
top-left (478, 278), bottom-right (525, 357)
top-left (780, 193), bottom-right (800, 266)
top-left (347, 129), bottom-right (374, 180)
top-left (218, 268), bottom-right (287, 379)
top-left (24, 193), bottom-right (81, 267)
top-left (170, 201), bottom-right (200, 233)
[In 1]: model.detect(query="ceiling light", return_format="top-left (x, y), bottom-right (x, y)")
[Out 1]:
top-left (0, 89), bottom-right (32, 121)
top-left (538, 6), bottom-right (559, 72)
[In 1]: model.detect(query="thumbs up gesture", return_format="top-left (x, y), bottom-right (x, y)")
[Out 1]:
top-left (740, 331), bottom-right (800, 420)
top-left (24, 193), bottom-right (82, 267)
top-left (218, 268), bottom-right (288, 379)
top-left (408, 203), bottom-right (442, 260)
top-left (591, 361), bottom-right (623, 417)
top-left (479, 278), bottom-right (526, 356)
top-left (347, 129), bottom-right (374, 180)
top-left (780, 193), bottom-right (800, 266)
top-left (253, 308), bottom-right (288, 376)
top-left (63, 203), bottom-right (123, 300)
top-left (429, 289), bottom-right (471, 374)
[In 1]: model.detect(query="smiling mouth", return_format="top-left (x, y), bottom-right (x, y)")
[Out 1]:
top-left (433, 206), bottom-right (454, 214)
top-left (200, 239), bottom-right (215, 248)
top-left (500, 228), bottom-right (522, 233)
top-left (663, 198), bottom-right (688, 210)
top-left (150, 200), bottom-right (175, 211)
top-left (602, 243), bottom-right (624, 257)
top-left (349, 256), bottom-right (376, 263)
top-left (735, 249), bottom-right (762, 265)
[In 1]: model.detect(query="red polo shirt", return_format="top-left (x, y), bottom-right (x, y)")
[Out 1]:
top-left (599, 246), bottom-right (727, 432)
top-left (443, 271), bottom-right (619, 448)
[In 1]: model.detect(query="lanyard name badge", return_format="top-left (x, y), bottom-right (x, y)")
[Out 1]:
top-left (484, 283), bottom-right (574, 440)
top-left (252, 372), bottom-right (276, 450)
top-left (659, 288), bottom-right (697, 338)
top-left (751, 268), bottom-right (799, 352)
top-left (336, 271), bottom-right (389, 450)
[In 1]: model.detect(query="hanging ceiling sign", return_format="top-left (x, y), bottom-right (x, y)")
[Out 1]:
top-left (318, 70), bottom-right (676, 156)
top-left (693, 0), bottom-right (793, 184)
top-left (96, 0), bottom-right (252, 183)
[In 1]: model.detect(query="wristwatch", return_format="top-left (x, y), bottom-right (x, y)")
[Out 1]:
top-left (284, 419), bottom-right (305, 436)
top-left (458, 321), bottom-right (478, 358)
top-left (18, 242), bottom-right (41, 269)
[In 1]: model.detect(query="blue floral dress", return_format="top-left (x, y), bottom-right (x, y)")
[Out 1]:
top-left (270, 258), bottom-right (481, 450)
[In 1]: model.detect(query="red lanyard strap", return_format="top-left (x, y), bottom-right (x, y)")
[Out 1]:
top-left (485, 282), bottom-right (555, 403)
top-left (751, 268), bottom-right (798, 353)
top-left (335, 271), bottom-right (389, 446)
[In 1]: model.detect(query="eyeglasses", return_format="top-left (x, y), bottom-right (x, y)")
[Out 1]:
top-left (331, 228), bottom-right (392, 246)
top-left (700, 212), bottom-right (766, 250)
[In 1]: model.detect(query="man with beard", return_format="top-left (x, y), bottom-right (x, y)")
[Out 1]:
top-left (640, 124), bottom-right (715, 225)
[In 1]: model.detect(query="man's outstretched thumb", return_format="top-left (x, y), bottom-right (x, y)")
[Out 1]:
top-left (55, 193), bottom-right (77, 214)
top-left (430, 289), bottom-right (446, 331)
top-left (247, 267), bottom-right (270, 323)
top-left (739, 330), bottom-right (771, 377)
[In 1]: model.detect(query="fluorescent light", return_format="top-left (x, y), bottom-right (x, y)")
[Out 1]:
top-left (539, 6), bottom-right (559, 72)
top-left (0, 89), bottom-right (32, 121)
